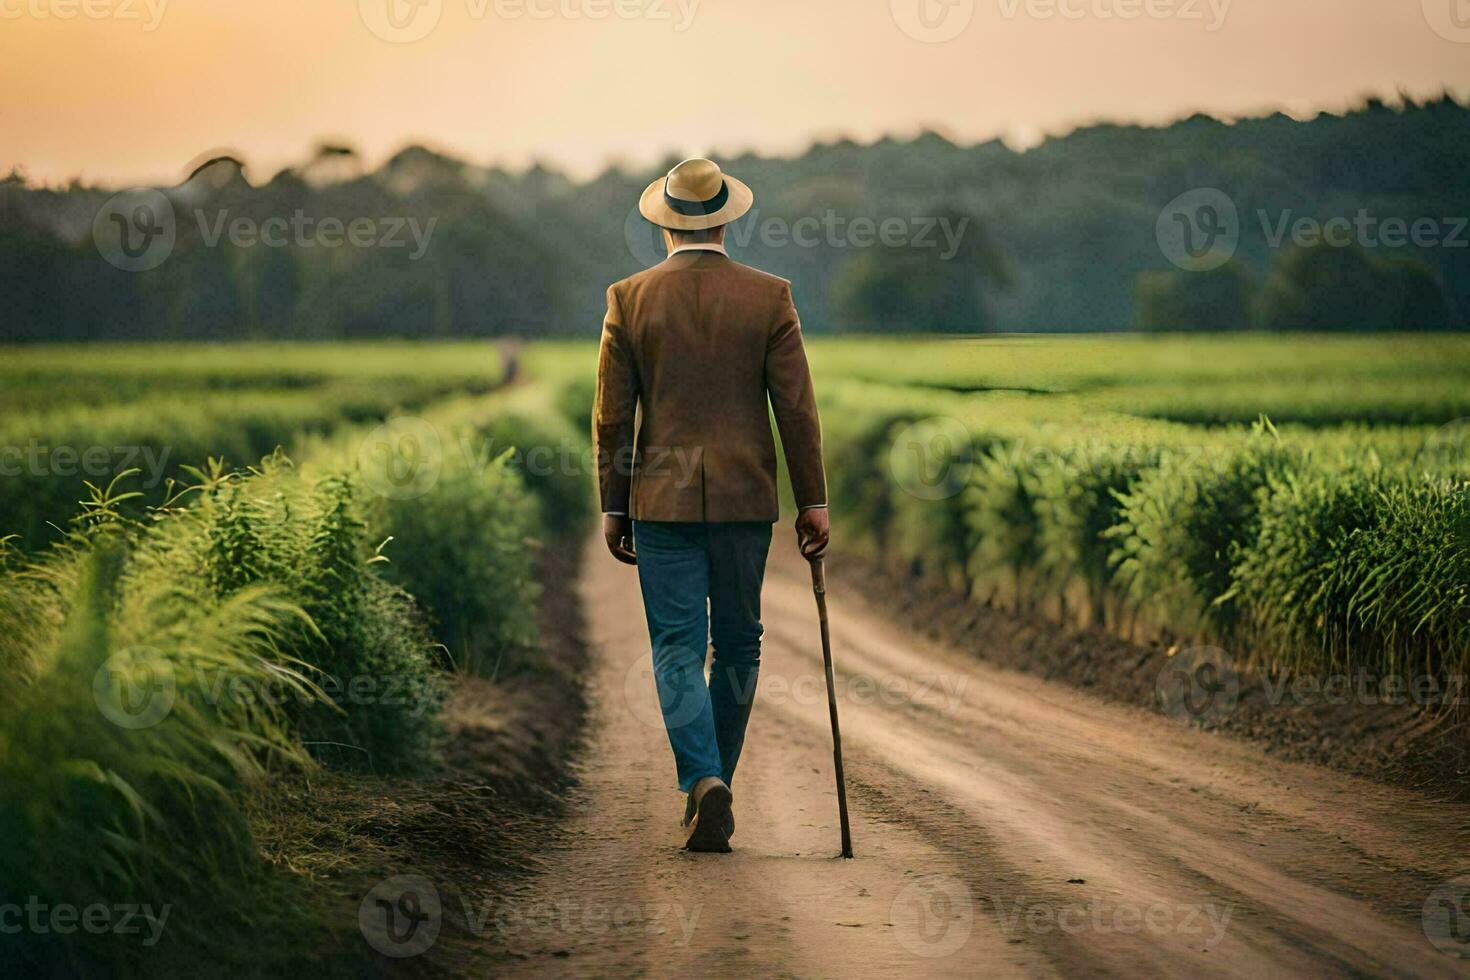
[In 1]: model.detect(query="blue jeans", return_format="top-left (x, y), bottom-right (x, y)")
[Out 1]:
top-left (633, 521), bottom-right (773, 792)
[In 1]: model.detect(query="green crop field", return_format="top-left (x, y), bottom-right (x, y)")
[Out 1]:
top-left (0, 343), bottom-right (508, 551)
top-left (2, 333), bottom-right (1467, 972)
top-left (0, 346), bottom-right (590, 972)
top-left (796, 334), bottom-right (1470, 681)
top-left (543, 332), bottom-right (1470, 679)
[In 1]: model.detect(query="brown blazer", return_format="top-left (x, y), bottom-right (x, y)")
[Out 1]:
top-left (593, 248), bottom-right (826, 523)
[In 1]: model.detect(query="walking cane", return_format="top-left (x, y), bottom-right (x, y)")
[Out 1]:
top-left (808, 556), bottom-right (854, 859)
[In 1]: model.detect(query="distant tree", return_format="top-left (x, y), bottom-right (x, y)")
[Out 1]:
top-left (830, 208), bottom-right (1009, 332)
top-left (247, 245), bottom-right (301, 335)
top-left (1257, 243), bottom-right (1458, 331)
top-left (1135, 262), bottom-right (1256, 331)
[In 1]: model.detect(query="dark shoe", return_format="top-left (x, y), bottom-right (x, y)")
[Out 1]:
top-left (684, 777), bottom-right (733, 853)
top-left (683, 792), bottom-right (734, 838)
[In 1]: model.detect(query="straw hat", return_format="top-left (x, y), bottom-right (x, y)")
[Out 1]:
top-left (638, 158), bottom-right (754, 231)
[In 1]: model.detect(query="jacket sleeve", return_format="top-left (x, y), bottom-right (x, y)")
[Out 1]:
top-left (765, 283), bottom-right (827, 510)
top-left (593, 285), bottom-right (638, 516)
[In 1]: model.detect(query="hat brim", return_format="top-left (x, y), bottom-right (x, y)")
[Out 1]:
top-left (638, 174), bottom-right (754, 231)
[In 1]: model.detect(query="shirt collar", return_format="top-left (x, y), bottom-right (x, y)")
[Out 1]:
top-left (669, 242), bottom-right (728, 257)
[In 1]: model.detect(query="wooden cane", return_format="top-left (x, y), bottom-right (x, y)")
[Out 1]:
top-left (809, 557), bottom-right (854, 859)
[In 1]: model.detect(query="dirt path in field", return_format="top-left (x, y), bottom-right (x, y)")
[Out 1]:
top-left (477, 535), bottom-right (1470, 978)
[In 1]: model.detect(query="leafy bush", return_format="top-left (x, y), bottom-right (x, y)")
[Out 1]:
top-left (884, 419), bottom-right (978, 589)
top-left (92, 455), bottom-right (446, 774)
top-left (1258, 242), bottom-right (1459, 332)
top-left (1232, 473), bottom-right (1470, 678)
top-left (1136, 261), bottom-right (1255, 332)
top-left (816, 379), bottom-right (962, 557)
top-left (482, 385), bottom-right (597, 540)
top-left (964, 443), bottom-right (1045, 603)
top-left (1108, 426), bottom-right (1297, 638)
top-left (380, 451), bottom-right (541, 678)
top-left (1032, 442), bottom-right (1156, 625)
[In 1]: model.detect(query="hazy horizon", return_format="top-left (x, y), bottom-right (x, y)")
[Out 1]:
top-left (5, 0), bottom-right (1470, 188)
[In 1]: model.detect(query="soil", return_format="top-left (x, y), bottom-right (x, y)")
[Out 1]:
top-left (837, 559), bottom-right (1470, 803)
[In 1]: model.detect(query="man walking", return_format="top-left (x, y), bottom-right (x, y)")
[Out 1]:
top-left (594, 158), bottom-right (829, 853)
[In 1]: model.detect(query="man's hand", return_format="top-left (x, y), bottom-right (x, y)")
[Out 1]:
top-left (796, 507), bottom-right (830, 561)
top-left (603, 514), bottom-right (637, 565)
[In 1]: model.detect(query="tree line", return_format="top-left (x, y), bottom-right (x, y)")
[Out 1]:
top-left (2, 93), bottom-right (1466, 340)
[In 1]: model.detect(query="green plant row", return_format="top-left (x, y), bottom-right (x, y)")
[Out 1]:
top-left (0, 341), bottom-right (506, 399)
top-left (0, 372), bottom-right (505, 551)
top-left (821, 378), bottom-right (1470, 681)
top-left (0, 379), bottom-right (591, 974)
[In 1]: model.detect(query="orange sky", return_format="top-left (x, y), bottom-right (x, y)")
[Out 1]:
top-left (3, 0), bottom-right (1468, 186)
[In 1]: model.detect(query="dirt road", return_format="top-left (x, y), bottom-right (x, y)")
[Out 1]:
top-left (479, 536), bottom-right (1470, 977)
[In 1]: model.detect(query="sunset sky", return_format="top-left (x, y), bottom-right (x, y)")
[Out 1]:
top-left (3, 0), bottom-right (1468, 187)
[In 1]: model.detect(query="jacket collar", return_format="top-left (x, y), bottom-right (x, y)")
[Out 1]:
top-left (669, 243), bottom-right (728, 257)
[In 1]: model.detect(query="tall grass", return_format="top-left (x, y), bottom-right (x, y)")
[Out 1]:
top-left (0, 528), bottom-right (319, 973)
top-left (320, 382), bottom-right (594, 677)
top-left (1231, 473), bottom-right (1470, 679)
top-left (0, 370), bottom-right (588, 973)
top-left (138, 455), bottom-right (448, 773)
top-left (1107, 424), bottom-right (1298, 638)
top-left (810, 372), bottom-right (1470, 684)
